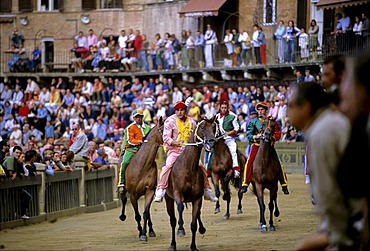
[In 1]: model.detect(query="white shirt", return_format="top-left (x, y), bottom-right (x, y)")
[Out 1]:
top-left (39, 90), bottom-right (50, 103)
top-left (118, 35), bottom-right (128, 48)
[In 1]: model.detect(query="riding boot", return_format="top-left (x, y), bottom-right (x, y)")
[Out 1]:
top-left (282, 186), bottom-right (289, 195)
top-left (240, 185), bottom-right (248, 194)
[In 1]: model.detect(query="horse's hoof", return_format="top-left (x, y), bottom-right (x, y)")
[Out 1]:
top-left (214, 207), bottom-right (220, 214)
top-left (139, 235), bottom-right (148, 242)
top-left (269, 225), bottom-right (276, 231)
top-left (199, 226), bottom-right (206, 235)
top-left (222, 213), bottom-right (230, 220)
top-left (259, 224), bottom-right (267, 232)
top-left (169, 245), bottom-right (176, 251)
top-left (274, 209), bottom-right (280, 217)
top-left (177, 229), bottom-right (185, 237)
top-left (149, 231), bottom-right (156, 237)
top-left (119, 215), bottom-right (126, 222)
top-left (237, 209), bottom-right (243, 214)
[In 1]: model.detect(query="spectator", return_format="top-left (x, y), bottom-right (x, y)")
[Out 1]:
top-left (274, 20), bottom-right (286, 64)
top-left (5, 45), bottom-right (20, 72)
top-left (204, 24), bottom-right (217, 68)
top-left (87, 29), bottom-right (98, 47)
top-left (69, 123), bottom-right (90, 170)
top-left (11, 28), bottom-right (25, 48)
top-left (284, 20), bottom-right (301, 63)
top-left (299, 28), bottom-right (309, 62)
top-left (195, 30), bottom-right (205, 68)
top-left (308, 19), bottom-right (319, 61)
top-left (2, 145), bottom-right (23, 180)
top-left (290, 82), bottom-right (362, 251)
top-left (92, 148), bottom-right (111, 170)
top-left (257, 26), bottom-right (266, 65)
top-left (29, 44), bottom-right (42, 72)
top-left (251, 25), bottom-right (261, 64)
top-left (304, 68), bottom-right (315, 82)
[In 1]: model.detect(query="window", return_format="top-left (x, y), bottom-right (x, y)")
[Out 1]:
top-left (0, 0), bottom-right (12, 12)
top-left (38, 0), bottom-right (63, 11)
top-left (263, 0), bottom-right (276, 26)
top-left (82, 0), bottom-right (96, 10)
top-left (101, 0), bottom-right (122, 9)
top-left (19, 0), bottom-right (33, 12)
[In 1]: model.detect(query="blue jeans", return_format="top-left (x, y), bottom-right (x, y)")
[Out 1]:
top-left (286, 40), bottom-right (296, 63)
top-left (277, 39), bottom-right (285, 63)
top-left (137, 51), bottom-right (149, 71)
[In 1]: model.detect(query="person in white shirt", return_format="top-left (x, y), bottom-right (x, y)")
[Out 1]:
top-left (238, 29), bottom-right (252, 66)
top-left (224, 29), bottom-right (233, 66)
top-left (204, 24), bottom-right (217, 68)
top-left (172, 86), bottom-right (183, 105)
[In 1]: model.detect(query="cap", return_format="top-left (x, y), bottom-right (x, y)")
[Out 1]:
top-left (85, 126), bottom-right (91, 130)
top-left (250, 108), bottom-right (258, 115)
top-left (174, 101), bottom-right (187, 110)
top-left (256, 102), bottom-right (268, 110)
top-left (220, 98), bottom-right (229, 106)
top-left (132, 109), bottom-right (144, 117)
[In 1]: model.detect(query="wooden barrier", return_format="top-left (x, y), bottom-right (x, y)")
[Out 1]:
top-left (0, 166), bottom-right (119, 230)
top-left (0, 142), bottom-right (305, 230)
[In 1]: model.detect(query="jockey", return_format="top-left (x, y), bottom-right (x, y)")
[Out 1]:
top-left (153, 100), bottom-right (218, 202)
top-left (240, 102), bottom-right (289, 195)
top-left (214, 98), bottom-right (241, 178)
top-left (117, 109), bottom-right (151, 190)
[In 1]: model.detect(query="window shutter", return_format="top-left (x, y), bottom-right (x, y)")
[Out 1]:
top-left (0, 0), bottom-right (12, 12)
top-left (19, 0), bottom-right (33, 12)
top-left (82, 0), bottom-right (96, 10)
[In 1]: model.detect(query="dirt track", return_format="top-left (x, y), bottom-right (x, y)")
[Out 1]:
top-left (0, 174), bottom-right (319, 251)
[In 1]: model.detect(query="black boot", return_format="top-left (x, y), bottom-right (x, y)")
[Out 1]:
top-left (282, 186), bottom-right (289, 195)
top-left (240, 186), bottom-right (248, 194)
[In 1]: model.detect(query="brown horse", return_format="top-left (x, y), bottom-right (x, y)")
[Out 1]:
top-left (165, 117), bottom-right (217, 251)
top-left (209, 138), bottom-right (247, 219)
top-left (118, 117), bottom-right (164, 241)
top-left (251, 117), bottom-right (280, 232)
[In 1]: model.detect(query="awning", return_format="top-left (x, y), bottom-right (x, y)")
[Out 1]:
top-left (0, 15), bottom-right (15, 23)
top-left (179, 0), bottom-right (227, 17)
top-left (316, 0), bottom-right (369, 9)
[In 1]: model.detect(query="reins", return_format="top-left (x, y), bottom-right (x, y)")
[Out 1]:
top-left (142, 125), bottom-right (164, 147)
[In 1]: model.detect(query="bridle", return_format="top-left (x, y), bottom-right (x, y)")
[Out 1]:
top-left (259, 117), bottom-right (274, 142)
top-left (142, 124), bottom-right (164, 147)
top-left (184, 120), bottom-right (217, 147)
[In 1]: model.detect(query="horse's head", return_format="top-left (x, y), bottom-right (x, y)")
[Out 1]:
top-left (193, 116), bottom-right (217, 152)
top-left (143, 116), bottom-right (164, 146)
top-left (260, 116), bottom-right (276, 143)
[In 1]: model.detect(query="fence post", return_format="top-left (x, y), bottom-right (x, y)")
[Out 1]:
top-left (78, 168), bottom-right (86, 207)
top-left (38, 172), bottom-right (46, 215)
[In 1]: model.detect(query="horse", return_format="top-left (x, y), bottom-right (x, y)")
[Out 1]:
top-left (251, 116), bottom-right (280, 232)
top-left (165, 117), bottom-right (217, 251)
top-left (209, 137), bottom-right (247, 219)
top-left (118, 117), bottom-right (164, 241)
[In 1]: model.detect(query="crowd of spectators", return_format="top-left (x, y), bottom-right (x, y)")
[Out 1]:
top-left (0, 72), bottom-right (311, 181)
top-left (5, 10), bottom-right (369, 73)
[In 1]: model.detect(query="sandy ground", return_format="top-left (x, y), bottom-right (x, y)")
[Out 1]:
top-left (0, 173), bottom-right (319, 251)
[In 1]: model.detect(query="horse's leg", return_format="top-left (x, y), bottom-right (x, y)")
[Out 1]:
top-left (141, 189), bottom-right (156, 241)
top-left (237, 191), bottom-right (243, 214)
top-left (269, 187), bottom-right (279, 231)
top-left (213, 175), bottom-right (221, 214)
top-left (176, 200), bottom-right (186, 237)
top-left (254, 183), bottom-right (267, 232)
top-left (222, 175), bottom-right (231, 220)
top-left (119, 190), bottom-right (127, 221)
top-left (165, 195), bottom-right (177, 251)
top-left (190, 198), bottom-right (202, 251)
top-left (130, 195), bottom-right (143, 240)
top-left (146, 189), bottom-right (156, 238)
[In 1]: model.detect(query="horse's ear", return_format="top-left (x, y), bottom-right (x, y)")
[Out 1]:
top-left (210, 115), bottom-right (217, 124)
top-left (158, 116), bottom-right (164, 126)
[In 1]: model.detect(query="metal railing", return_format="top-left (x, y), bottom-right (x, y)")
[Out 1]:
top-left (1, 34), bottom-right (369, 74)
